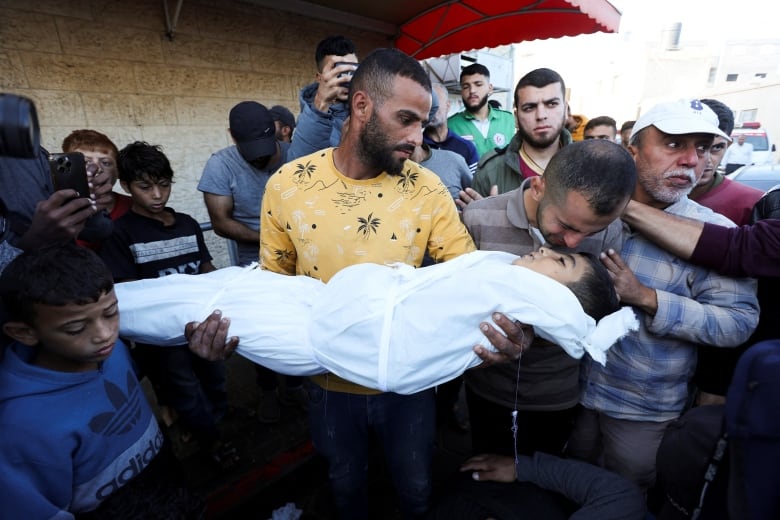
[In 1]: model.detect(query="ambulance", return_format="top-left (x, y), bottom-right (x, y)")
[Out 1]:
top-left (731, 122), bottom-right (775, 165)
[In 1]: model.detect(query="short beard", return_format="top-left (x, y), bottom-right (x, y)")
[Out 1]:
top-left (639, 169), bottom-right (695, 205)
top-left (465, 93), bottom-right (488, 114)
top-left (517, 113), bottom-right (565, 149)
top-left (357, 112), bottom-right (409, 176)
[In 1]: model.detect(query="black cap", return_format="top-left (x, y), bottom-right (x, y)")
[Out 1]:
top-left (229, 101), bottom-right (276, 162)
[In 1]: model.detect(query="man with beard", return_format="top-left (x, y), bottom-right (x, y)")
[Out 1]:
top-left (461, 139), bottom-right (635, 460)
top-left (260, 48), bottom-right (529, 519)
top-left (470, 68), bottom-right (572, 197)
top-left (568, 99), bottom-right (759, 491)
top-left (448, 63), bottom-right (516, 158)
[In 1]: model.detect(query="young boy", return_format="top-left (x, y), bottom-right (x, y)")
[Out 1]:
top-left (0, 244), bottom-right (203, 518)
top-left (62, 129), bottom-right (133, 248)
top-left (99, 142), bottom-right (236, 468)
top-left (115, 248), bottom-right (637, 395)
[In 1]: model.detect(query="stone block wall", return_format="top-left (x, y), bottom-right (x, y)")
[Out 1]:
top-left (0, 0), bottom-right (387, 266)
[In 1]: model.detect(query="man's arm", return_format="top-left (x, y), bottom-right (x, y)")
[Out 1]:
top-left (202, 193), bottom-right (259, 244)
top-left (621, 200), bottom-right (701, 260)
top-left (623, 200), bottom-right (780, 278)
top-left (460, 453), bottom-right (646, 519)
top-left (259, 181), bottom-right (297, 275)
top-left (17, 191), bottom-right (96, 252)
top-left (287, 59), bottom-right (354, 161)
top-left (602, 248), bottom-right (758, 347)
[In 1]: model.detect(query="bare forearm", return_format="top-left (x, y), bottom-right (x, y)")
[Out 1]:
top-left (622, 200), bottom-right (703, 260)
top-left (211, 219), bottom-right (259, 244)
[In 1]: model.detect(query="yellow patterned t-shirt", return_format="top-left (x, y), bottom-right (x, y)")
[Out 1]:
top-left (260, 147), bottom-right (476, 394)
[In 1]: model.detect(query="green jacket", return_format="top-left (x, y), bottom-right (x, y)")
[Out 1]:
top-left (447, 106), bottom-right (516, 158)
top-left (472, 130), bottom-right (573, 196)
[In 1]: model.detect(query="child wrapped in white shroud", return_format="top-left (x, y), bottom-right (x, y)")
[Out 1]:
top-left (115, 250), bottom-right (638, 395)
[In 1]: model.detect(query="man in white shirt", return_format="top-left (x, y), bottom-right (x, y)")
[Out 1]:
top-left (722, 134), bottom-right (753, 173)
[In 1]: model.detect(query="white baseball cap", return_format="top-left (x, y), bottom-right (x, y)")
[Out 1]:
top-left (630, 99), bottom-right (730, 142)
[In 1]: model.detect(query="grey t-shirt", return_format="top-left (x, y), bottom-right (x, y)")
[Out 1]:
top-left (420, 147), bottom-right (472, 200)
top-left (197, 143), bottom-right (289, 266)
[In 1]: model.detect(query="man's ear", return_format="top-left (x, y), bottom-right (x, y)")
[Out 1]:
top-left (627, 143), bottom-right (639, 161)
top-left (351, 91), bottom-right (371, 121)
top-left (3, 322), bottom-right (39, 346)
top-left (529, 176), bottom-right (546, 202)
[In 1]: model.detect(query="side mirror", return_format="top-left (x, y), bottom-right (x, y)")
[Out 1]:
top-left (772, 144), bottom-right (776, 152)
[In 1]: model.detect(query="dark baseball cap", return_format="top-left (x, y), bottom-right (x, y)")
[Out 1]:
top-left (269, 105), bottom-right (296, 130)
top-left (229, 101), bottom-right (276, 162)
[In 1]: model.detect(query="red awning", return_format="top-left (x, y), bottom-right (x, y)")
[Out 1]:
top-left (395, 0), bottom-right (621, 60)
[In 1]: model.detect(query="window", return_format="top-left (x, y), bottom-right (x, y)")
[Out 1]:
top-left (739, 109), bottom-right (758, 122)
top-left (755, 73), bottom-right (767, 79)
top-left (707, 67), bottom-right (717, 85)
top-left (726, 73), bottom-right (739, 82)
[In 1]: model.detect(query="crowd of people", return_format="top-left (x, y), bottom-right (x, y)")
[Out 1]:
top-left (0, 32), bottom-right (778, 520)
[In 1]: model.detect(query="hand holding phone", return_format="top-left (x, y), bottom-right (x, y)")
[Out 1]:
top-left (49, 152), bottom-right (91, 198)
top-left (334, 61), bottom-right (358, 79)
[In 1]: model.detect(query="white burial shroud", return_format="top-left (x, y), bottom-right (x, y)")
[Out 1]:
top-left (115, 250), bottom-right (638, 394)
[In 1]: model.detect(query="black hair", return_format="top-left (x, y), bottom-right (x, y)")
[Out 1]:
top-left (315, 35), bottom-right (357, 71)
top-left (620, 120), bottom-right (636, 133)
top-left (700, 99), bottom-right (735, 135)
top-left (514, 68), bottom-right (566, 107)
top-left (584, 116), bottom-right (617, 133)
top-left (117, 141), bottom-right (174, 184)
top-left (348, 48), bottom-right (431, 109)
top-left (566, 252), bottom-right (620, 321)
top-left (544, 139), bottom-right (636, 216)
top-left (0, 243), bottom-right (114, 324)
top-left (460, 63), bottom-right (490, 81)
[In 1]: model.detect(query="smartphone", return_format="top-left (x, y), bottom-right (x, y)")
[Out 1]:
top-left (49, 152), bottom-right (91, 198)
top-left (333, 61), bottom-right (358, 80)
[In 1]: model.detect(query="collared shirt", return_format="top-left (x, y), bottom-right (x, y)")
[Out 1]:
top-left (580, 198), bottom-right (759, 422)
top-left (448, 106), bottom-right (516, 157)
top-left (462, 180), bottom-right (623, 410)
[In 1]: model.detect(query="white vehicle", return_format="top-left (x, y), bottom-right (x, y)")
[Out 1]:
top-left (731, 122), bottom-right (775, 165)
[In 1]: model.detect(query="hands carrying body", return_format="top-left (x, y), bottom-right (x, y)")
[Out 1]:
top-left (474, 312), bottom-right (535, 366)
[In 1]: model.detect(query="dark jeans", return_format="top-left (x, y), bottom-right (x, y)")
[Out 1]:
top-left (133, 343), bottom-right (226, 446)
top-left (465, 386), bottom-right (577, 457)
top-left (306, 381), bottom-right (436, 519)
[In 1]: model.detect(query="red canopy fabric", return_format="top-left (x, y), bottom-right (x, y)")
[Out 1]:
top-left (395, 0), bottom-right (621, 60)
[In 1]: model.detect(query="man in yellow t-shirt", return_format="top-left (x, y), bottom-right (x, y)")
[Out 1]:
top-left (260, 48), bottom-right (527, 519)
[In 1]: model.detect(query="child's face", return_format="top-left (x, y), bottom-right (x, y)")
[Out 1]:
top-left (74, 147), bottom-right (119, 186)
top-left (122, 175), bottom-right (172, 218)
top-left (512, 247), bottom-right (588, 285)
top-left (25, 290), bottom-right (120, 372)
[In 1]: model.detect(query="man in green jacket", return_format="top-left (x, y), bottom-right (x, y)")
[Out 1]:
top-left (471, 68), bottom-right (572, 197)
top-left (448, 63), bottom-right (516, 158)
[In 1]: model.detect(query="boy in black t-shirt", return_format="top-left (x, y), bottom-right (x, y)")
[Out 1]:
top-left (100, 141), bottom-right (237, 469)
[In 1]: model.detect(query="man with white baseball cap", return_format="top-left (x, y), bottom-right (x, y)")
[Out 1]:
top-left (629, 98), bottom-right (730, 142)
top-left (567, 98), bottom-right (759, 491)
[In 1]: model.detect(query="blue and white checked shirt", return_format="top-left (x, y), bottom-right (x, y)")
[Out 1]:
top-left (580, 198), bottom-right (759, 422)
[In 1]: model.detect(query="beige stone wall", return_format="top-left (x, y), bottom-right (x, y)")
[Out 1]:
top-left (0, 0), bottom-right (387, 266)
